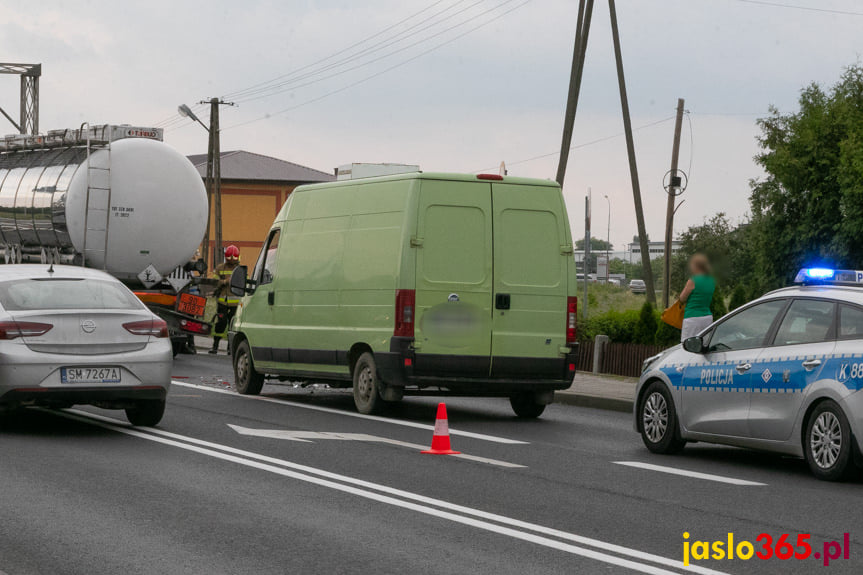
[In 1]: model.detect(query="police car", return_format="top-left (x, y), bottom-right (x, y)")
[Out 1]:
top-left (636, 268), bottom-right (863, 481)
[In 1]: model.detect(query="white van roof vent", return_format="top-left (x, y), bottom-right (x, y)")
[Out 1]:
top-left (335, 163), bottom-right (420, 180)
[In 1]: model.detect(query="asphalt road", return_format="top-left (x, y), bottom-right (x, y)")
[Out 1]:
top-left (1, 351), bottom-right (861, 574)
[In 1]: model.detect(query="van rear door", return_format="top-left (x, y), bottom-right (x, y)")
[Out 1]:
top-left (413, 179), bottom-right (493, 376)
top-left (490, 182), bottom-right (569, 378)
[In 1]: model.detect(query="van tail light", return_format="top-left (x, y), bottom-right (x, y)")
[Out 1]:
top-left (0, 321), bottom-right (53, 339)
top-left (566, 297), bottom-right (577, 345)
top-left (394, 289), bottom-right (415, 338)
top-left (124, 318), bottom-right (169, 338)
top-left (476, 173), bottom-right (504, 181)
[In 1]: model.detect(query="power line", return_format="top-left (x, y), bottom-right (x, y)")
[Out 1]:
top-left (475, 115), bottom-right (676, 173)
top-left (222, 0), bottom-right (455, 99)
top-left (734, 0), bottom-right (863, 17)
top-left (227, 0), bottom-right (478, 102)
top-left (231, 0), bottom-right (513, 106)
top-left (206, 0), bottom-right (532, 133)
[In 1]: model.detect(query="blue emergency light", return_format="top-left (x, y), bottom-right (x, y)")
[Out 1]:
top-left (794, 268), bottom-right (863, 285)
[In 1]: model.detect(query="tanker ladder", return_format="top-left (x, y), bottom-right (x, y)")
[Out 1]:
top-left (81, 123), bottom-right (112, 270)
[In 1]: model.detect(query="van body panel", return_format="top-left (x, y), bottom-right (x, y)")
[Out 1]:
top-left (231, 172), bottom-right (576, 393)
top-left (413, 179), bottom-right (493, 372)
top-left (490, 183), bottom-right (569, 376)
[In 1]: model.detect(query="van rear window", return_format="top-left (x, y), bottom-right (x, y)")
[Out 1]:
top-left (498, 209), bottom-right (561, 287)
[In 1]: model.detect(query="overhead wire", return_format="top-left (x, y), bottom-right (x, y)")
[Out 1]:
top-left (194, 0), bottom-right (533, 133)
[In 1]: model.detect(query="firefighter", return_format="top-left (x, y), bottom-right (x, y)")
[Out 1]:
top-left (209, 245), bottom-right (241, 354)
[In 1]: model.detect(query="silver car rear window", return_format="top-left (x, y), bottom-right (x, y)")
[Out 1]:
top-left (0, 278), bottom-right (144, 311)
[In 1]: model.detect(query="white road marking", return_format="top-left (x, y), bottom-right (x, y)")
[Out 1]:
top-left (54, 409), bottom-right (730, 575)
top-left (614, 462), bottom-right (766, 486)
top-left (227, 424), bottom-right (525, 468)
top-left (171, 380), bottom-right (527, 445)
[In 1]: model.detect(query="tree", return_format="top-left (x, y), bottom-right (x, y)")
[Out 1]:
top-left (576, 237), bottom-right (613, 252)
top-left (633, 301), bottom-right (658, 345)
top-left (710, 285), bottom-right (727, 320)
top-left (749, 65), bottom-right (863, 288)
top-left (729, 284), bottom-right (747, 311)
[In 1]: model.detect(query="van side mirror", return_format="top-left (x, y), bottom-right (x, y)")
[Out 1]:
top-left (230, 265), bottom-right (250, 297)
top-left (683, 336), bottom-right (705, 354)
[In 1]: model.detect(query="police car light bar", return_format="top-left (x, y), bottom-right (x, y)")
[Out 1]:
top-left (794, 268), bottom-right (863, 285)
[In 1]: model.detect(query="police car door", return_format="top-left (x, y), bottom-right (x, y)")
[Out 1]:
top-left (680, 299), bottom-right (788, 437)
top-left (830, 304), bottom-right (863, 394)
top-left (749, 298), bottom-right (836, 441)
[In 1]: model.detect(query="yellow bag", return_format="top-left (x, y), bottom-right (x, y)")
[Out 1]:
top-left (661, 300), bottom-right (685, 329)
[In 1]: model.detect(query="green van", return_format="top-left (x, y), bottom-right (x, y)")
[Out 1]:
top-left (228, 172), bottom-right (578, 417)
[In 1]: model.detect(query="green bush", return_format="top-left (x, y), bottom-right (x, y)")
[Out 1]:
top-left (578, 308), bottom-right (640, 342)
top-left (729, 284), bottom-right (747, 311)
top-left (655, 320), bottom-right (681, 346)
top-left (710, 285), bottom-right (727, 319)
top-left (633, 301), bottom-right (658, 344)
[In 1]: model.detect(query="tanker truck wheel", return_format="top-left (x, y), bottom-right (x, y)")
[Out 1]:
top-left (234, 339), bottom-right (265, 395)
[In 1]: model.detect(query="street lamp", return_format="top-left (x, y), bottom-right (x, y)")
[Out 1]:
top-left (603, 194), bottom-right (611, 281)
top-left (178, 104), bottom-right (208, 132)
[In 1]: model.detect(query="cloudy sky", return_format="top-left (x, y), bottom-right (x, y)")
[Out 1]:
top-left (1, 0), bottom-right (861, 251)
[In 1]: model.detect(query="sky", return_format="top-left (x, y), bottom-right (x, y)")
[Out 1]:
top-left (1, 0), bottom-right (862, 252)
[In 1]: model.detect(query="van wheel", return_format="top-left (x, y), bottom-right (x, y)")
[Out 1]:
top-left (509, 393), bottom-right (546, 418)
top-left (804, 401), bottom-right (853, 481)
top-left (234, 340), bottom-right (265, 395)
top-left (353, 352), bottom-right (384, 415)
top-left (639, 381), bottom-right (685, 454)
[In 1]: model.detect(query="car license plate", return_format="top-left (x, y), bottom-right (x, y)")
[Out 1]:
top-left (177, 292), bottom-right (207, 317)
top-left (61, 367), bottom-right (121, 384)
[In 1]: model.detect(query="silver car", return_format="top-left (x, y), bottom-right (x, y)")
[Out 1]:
top-left (0, 265), bottom-right (172, 425)
top-left (629, 279), bottom-right (646, 294)
top-left (636, 268), bottom-right (863, 481)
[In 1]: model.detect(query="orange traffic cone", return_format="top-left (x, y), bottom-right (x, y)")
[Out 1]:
top-left (422, 402), bottom-right (460, 454)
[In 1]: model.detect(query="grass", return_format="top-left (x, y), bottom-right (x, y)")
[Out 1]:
top-left (577, 282), bottom-right (648, 316)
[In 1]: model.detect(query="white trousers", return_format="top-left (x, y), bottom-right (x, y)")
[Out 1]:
top-left (680, 315), bottom-right (713, 342)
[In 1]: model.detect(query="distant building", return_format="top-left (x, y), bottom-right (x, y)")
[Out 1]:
top-left (627, 240), bottom-right (683, 263)
top-left (187, 150), bottom-right (333, 265)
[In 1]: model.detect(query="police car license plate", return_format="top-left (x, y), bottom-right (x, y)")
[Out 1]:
top-left (61, 367), bottom-right (121, 384)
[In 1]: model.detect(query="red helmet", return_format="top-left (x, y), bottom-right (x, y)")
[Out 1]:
top-left (224, 245), bottom-right (240, 261)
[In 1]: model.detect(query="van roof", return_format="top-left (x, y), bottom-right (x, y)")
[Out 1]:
top-left (293, 172), bottom-right (560, 193)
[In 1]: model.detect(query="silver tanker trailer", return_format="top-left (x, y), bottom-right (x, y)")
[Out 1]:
top-left (0, 124), bottom-right (211, 354)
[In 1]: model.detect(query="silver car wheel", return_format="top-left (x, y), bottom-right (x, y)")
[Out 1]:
top-left (237, 351), bottom-right (250, 383)
top-left (642, 391), bottom-right (668, 444)
top-left (357, 365), bottom-right (374, 403)
top-left (810, 411), bottom-right (842, 469)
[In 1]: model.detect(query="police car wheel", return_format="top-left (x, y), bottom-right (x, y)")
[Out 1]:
top-left (804, 401), bottom-right (853, 481)
top-left (234, 340), bottom-right (265, 395)
top-left (353, 352), bottom-right (384, 415)
top-left (639, 382), bottom-right (685, 454)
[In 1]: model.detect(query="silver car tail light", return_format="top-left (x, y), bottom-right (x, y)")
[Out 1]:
top-left (0, 321), bottom-right (53, 339)
top-left (123, 318), bottom-right (169, 338)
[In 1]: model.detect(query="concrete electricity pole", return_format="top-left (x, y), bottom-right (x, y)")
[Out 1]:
top-left (608, 0), bottom-right (655, 306)
top-left (555, 0), bottom-right (594, 187)
top-left (198, 98), bottom-right (235, 269)
top-left (583, 190), bottom-right (591, 319)
top-left (662, 98), bottom-right (686, 308)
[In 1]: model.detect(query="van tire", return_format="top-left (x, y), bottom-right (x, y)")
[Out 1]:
top-left (509, 393), bottom-right (546, 418)
top-left (234, 340), bottom-right (265, 395)
top-left (353, 352), bottom-right (384, 415)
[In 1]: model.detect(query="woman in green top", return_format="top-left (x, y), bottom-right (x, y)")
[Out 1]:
top-left (679, 253), bottom-right (716, 342)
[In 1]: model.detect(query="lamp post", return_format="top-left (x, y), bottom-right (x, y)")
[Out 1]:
top-left (179, 103), bottom-right (214, 270)
top-left (603, 194), bottom-right (611, 281)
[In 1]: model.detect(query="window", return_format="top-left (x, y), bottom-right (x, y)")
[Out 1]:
top-left (708, 299), bottom-right (786, 352)
top-left (772, 299), bottom-right (835, 346)
top-left (839, 305), bottom-right (863, 340)
top-left (253, 229), bottom-right (281, 286)
top-left (0, 278), bottom-right (144, 311)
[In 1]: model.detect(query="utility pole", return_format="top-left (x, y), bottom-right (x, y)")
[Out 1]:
top-left (608, 0), bottom-right (655, 306)
top-left (198, 97), bottom-right (234, 269)
top-left (662, 98), bottom-right (686, 308)
top-left (583, 189), bottom-right (591, 318)
top-left (555, 0), bottom-right (594, 187)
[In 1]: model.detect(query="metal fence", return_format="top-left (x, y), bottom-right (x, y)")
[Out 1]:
top-left (576, 340), bottom-right (667, 378)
